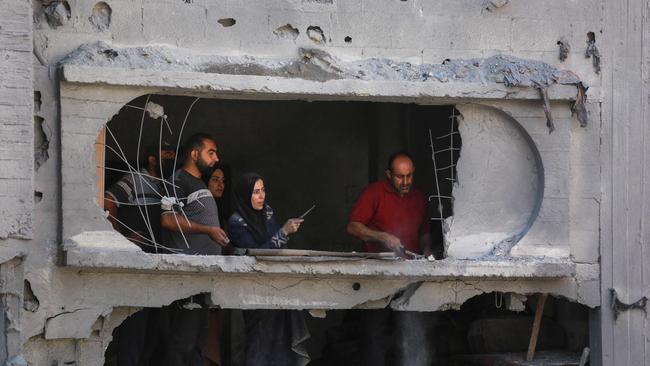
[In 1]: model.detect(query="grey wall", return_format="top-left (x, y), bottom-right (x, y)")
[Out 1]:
top-left (0, 0), bottom-right (614, 363)
top-left (447, 105), bottom-right (542, 259)
top-left (0, 0), bottom-right (34, 239)
top-left (0, 0), bottom-right (32, 363)
top-left (599, 0), bottom-right (650, 365)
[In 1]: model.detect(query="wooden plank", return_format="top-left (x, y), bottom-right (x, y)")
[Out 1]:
top-left (95, 127), bottom-right (106, 209)
top-left (526, 293), bottom-right (548, 361)
top-left (579, 347), bottom-right (591, 366)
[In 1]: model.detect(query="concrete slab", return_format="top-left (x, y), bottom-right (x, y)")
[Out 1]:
top-left (58, 43), bottom-right (582, 102)
top-left (63, 243), bottom-right (576, 279)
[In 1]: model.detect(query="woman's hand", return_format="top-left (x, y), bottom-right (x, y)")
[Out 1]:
top-left (281, 218), bottom-right (304, 236)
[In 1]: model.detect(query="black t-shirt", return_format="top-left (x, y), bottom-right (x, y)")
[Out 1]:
top-left (161, 169), bottom-right (222, 255)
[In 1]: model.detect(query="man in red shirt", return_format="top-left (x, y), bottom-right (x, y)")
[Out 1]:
top-left (347, 151), bottom-right (431, 256)
top-left (347, 151), bottom-right (434, 366)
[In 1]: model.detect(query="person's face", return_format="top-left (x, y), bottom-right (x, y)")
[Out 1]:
top-left (160, 149), bottom-right (176, 160)
top-left (250, 179), bottom-right (266, 211)
top-left (208, 169), bottom-right (225, 198)
top-left (385, 156), bottom-right (415, 196)
top-left (155, 149), bottom-right (177, 177)
top-left (194, 139), bottom-right (219, 173)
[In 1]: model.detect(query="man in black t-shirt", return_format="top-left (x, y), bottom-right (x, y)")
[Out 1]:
top-left (161, 133), bottom-right (229, 254)
top-left (159, 133), bottom-right (229, 366)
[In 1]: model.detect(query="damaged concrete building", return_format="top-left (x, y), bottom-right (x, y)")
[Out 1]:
top-left (1, 0), bottom-right (649, 364)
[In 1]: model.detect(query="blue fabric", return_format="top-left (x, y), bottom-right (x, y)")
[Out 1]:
top-left (228, 204), bottom-right (289, 249)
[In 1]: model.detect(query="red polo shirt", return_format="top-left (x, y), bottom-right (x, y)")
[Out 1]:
top-left (349, 180), bottom-right (430, 254)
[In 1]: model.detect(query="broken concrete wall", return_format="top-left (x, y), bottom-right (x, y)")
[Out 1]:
top-left (482, 99), bottom-right (600, 266)
top-left (0, 256), bottom-right (26, 366)
top-left (0, 0), bottom-right (33, 363)
top-left (1, 0), bottom-right (34, 241)
top-left (0, 0), bottom-right (611, 364)
top-left (598, 0), bottom-right (650, 364)
top-left (22, 306), bottom-right (132, 366)
top-left (444, 99), bottom-right (599, 262)
top-left (446, 104), bottom-right (543, 259)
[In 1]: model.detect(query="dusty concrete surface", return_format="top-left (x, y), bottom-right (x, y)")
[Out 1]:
top-left (0, 254), bottom-right (26, 366)
top-left (0, 0), bottom-right (34, 241)
top-left (445, 104), bottom-right (543, 259)
top-left (61, 42), bottom-right (584, 88)
top-left (0, 0), bottom-right (621, 364)
top-left (598, 0), bottom-right (650, 364)
top-left (64, 239), bottom-right (577, 279)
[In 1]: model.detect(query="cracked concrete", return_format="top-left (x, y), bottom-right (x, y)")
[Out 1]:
top-left (0, 0), bottom-right (615, 364)
top-left (44, 307), bottom-right (111, 340)
top-left (445, 104), bottom-right (543, 259)
top-left (60, 42), bottom-right (586, 94)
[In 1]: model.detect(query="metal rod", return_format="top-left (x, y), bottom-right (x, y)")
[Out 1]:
top-left (429, 129), bottom-right (444, 222)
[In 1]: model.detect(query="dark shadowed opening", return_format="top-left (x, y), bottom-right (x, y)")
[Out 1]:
top-left (102, 95), bottom-right (460, 257)
top-left (104, 294), bottom-right (590, 366)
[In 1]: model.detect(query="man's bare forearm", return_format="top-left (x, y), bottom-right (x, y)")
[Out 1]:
top-left (162, 212), bottom-right (229, 246)
top-left (161, 212), bottom-right (212, 235)
top-left (347, 221), bottom-right (402, 252)
top-left (347, 221), bottom-right (383, 242)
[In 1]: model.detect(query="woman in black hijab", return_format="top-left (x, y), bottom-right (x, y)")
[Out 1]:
top-left (228, 173), bottom-right (309, 366)
top-left (228, 172), bottom-right (303, 249)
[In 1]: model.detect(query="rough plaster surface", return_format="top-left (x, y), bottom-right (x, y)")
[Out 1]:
top-left (63, 243), bottom-right (576, 279)
top-left (598, 0), bottom-right (650, 364)
top-left (23, 307), bottom-right (131, 366)
top-left (59, 251), bottom-right (596, 309)
top-left (44, 307), bottom-right (111, 340)
top-left (0, 257), bottom-right (25, 365)
top-left (446, 104), bottom-right (541, 259)
top-left (0, 0), bottom-right (32, 362)
top-left (0, 0), bottom-right (34, 240)
top-left (61, 63), bottom-right (578, 102)
top-left (0, 0), bottom-right (611, 363)
top-left (61, 42), bottom-right (585, 90)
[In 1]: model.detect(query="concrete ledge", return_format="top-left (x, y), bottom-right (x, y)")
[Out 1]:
top-left (63, 245), bottom-right (576, 279)
top-left (58, 236), bottom-right (593, 311)
top-left (60, 64), bottom-right (578, 102)
top-left (0, 246), bottom-right (26, 265)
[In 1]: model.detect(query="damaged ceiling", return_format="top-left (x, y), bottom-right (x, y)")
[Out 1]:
top-left (60, 42), bottom-right (590, 133)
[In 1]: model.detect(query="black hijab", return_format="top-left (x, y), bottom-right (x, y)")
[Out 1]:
top-left (203, 163), bottom-right (232, 225)
top-left (233, 172), bottom-right (269, 244)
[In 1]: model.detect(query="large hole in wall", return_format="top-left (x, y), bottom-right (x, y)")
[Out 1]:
top-left (99, 95), bottom-right (460, 257)
top-left (103, 294), bottom-right (590, 366)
